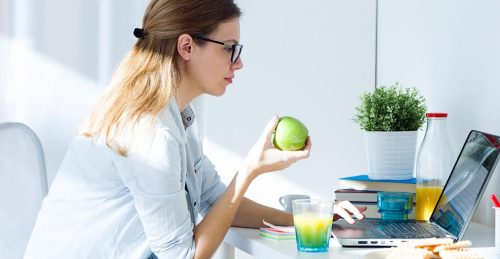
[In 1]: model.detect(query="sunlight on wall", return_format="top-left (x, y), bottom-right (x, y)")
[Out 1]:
top-left (203, 138), bottom-right (325, 210)
top-left (0, 35), bottom-right (103, 184)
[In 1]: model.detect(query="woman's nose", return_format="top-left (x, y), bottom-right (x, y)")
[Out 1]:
top-left (232, 56), bottom-right (244, 70)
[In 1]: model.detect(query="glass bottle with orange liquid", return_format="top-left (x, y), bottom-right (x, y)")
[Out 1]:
top-left (416, 113), bottom-right (453, 221)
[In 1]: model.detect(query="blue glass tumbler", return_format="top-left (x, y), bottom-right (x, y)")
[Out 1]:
top-left (377, 192), bottom-right (413, 220)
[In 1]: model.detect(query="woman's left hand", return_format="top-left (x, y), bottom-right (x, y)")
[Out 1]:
top-left (333, 200), bottom-right (367, 224)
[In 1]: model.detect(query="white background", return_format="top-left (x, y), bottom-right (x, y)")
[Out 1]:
top-left (1, 0), bottom-right (499, 252)
top-left (202, 0), bottom-right (376, 212)
top-left (377, 0), bottom-right (500, 226)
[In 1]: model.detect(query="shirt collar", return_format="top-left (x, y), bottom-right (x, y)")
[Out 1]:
top-left (180, 106), bottom-right (195, 130)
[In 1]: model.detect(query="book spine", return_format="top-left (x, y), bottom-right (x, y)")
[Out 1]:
top-left (339, 180), bottom-right (416, 193)
top-left (334, 192), bottom-right (417, 204)
top-left (337, 203), bottom-right (416, 219)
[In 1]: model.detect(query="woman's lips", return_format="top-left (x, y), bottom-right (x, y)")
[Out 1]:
top-left (224, 77), bottom-right (233, 83)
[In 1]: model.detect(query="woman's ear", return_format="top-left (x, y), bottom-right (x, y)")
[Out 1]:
top-left (177, 34), bottom-right (193, 61)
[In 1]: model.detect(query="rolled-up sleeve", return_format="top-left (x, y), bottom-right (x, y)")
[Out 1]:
top-left (199, 155), bottom-right (227, 216)
top-left (117, 129), bottom-right (195, 259)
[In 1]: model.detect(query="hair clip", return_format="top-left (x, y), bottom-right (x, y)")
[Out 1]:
top-left (133, 28), bottom-right (146, 39)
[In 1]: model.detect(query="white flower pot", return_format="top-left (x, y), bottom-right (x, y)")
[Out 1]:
top-left (365, 131), bottom-right (417, 180)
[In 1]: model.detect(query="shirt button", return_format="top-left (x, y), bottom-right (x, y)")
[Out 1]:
top-left (186, 116), bottom-right (192, 121)
top-left (193, 201), bottom-right (197, 206)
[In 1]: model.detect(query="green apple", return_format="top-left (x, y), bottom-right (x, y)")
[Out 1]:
top-left (272, 116), bottom-right (309, 151)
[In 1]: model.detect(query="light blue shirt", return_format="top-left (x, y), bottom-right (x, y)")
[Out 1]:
top-left (24, 99), bottom-right (227, 259)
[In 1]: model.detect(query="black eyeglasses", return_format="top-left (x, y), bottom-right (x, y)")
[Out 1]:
top-left (193, 35), bottom-right (243, 64)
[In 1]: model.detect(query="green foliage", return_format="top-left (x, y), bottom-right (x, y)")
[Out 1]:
top-left (354, 82), bottom-right (427, 131)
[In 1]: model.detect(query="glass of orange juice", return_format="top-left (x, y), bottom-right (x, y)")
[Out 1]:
top-left (292, 199), bottom-right (334, 252)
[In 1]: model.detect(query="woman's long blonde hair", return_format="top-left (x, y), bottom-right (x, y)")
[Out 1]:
top-left (81, 0), bottom-right (241, 156)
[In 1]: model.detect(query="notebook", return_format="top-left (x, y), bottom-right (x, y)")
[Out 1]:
top-left (332, 130), bottom-right (500, 247)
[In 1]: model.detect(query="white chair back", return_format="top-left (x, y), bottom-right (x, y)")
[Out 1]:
top-left (0, 122), bottom-right (48, 259)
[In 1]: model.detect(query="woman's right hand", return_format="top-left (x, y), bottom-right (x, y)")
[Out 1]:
top-left (241, 115), bottom-right (312, 179)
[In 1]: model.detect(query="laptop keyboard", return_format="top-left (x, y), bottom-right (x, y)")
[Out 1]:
top-left (368, 221), bottom-right (446, 238)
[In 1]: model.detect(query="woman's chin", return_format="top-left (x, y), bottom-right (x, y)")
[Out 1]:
top-left (210, 85), bottom-right (228, 97)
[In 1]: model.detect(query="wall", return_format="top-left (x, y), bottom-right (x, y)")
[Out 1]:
top-left (1, 2), bottom-right (374, 258)
top-left (0, 36), bottom-right (101, 185)
top-left (202, 0), bottom-right (376, 209)
top-left (377, 0), bottom-right (500, 226)
top-left (1, 0), bottom-right (375, 205)
top-left (0, 0), bottom-right (148, 184)
top-left (2, 0), bottom-right (497, 230)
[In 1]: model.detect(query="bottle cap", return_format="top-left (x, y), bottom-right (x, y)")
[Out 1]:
top-left (426, 113), bottom-right (448, 118)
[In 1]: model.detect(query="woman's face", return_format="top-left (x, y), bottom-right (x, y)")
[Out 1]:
top-left (187, 17), bottom-right (243, 97)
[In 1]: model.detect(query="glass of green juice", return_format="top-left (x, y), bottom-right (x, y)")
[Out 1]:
top-left (292, 199), bottom-right (334, 252)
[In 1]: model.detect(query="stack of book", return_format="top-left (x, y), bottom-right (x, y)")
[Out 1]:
top-left (335, 174), bottom-right (417, 219)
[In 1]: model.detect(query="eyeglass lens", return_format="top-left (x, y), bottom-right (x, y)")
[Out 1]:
top-left (231, 45), bottom-right (243, 64)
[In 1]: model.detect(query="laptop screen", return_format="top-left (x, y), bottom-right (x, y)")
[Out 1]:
top-left (431, 130), bottom-right (500, 238)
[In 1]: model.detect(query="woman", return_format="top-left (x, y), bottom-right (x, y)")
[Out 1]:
top-left (24, 0), bottom-right (365, 258)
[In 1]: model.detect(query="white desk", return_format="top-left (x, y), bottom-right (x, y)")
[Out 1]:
top-left (221, 222), bottom-right (498, 259)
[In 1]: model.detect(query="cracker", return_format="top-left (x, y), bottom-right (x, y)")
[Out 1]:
top-left (411, 238), bottom-right (454, 248)
top-left (386, 247), bottom-right (439, 259)
top-left (438, 248), bottom-right (483, 259)
top-left (386, 238), bottom-right (483, 259)
top-left (433, 240), bottom-right (472, 252)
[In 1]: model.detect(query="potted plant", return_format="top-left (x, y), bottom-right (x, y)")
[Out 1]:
top-left (354, 82), bottom-right (427, 180)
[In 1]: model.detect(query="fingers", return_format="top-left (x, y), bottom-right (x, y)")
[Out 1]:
top-left (282, 136), bottom-right (312, 162)
top-left (357, 206), bottom-right (368, 213)
top-left (333, 205), bottom-right (366, 222)
top-left (259, 115), bottom-right (279, 144)
top-left (301, 136), bottom-right (312, 155)
top-left (355, 206), bottom-right (367, 221)
top-left (337, 200), bottom-right (365, 220)
top-left (334, 205), bottom-right (355, 224)
top-left (334, 201), bottom-right (366, 224)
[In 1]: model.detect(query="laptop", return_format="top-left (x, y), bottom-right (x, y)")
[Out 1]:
top-left (332, 130), bottom-right (500, 247)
